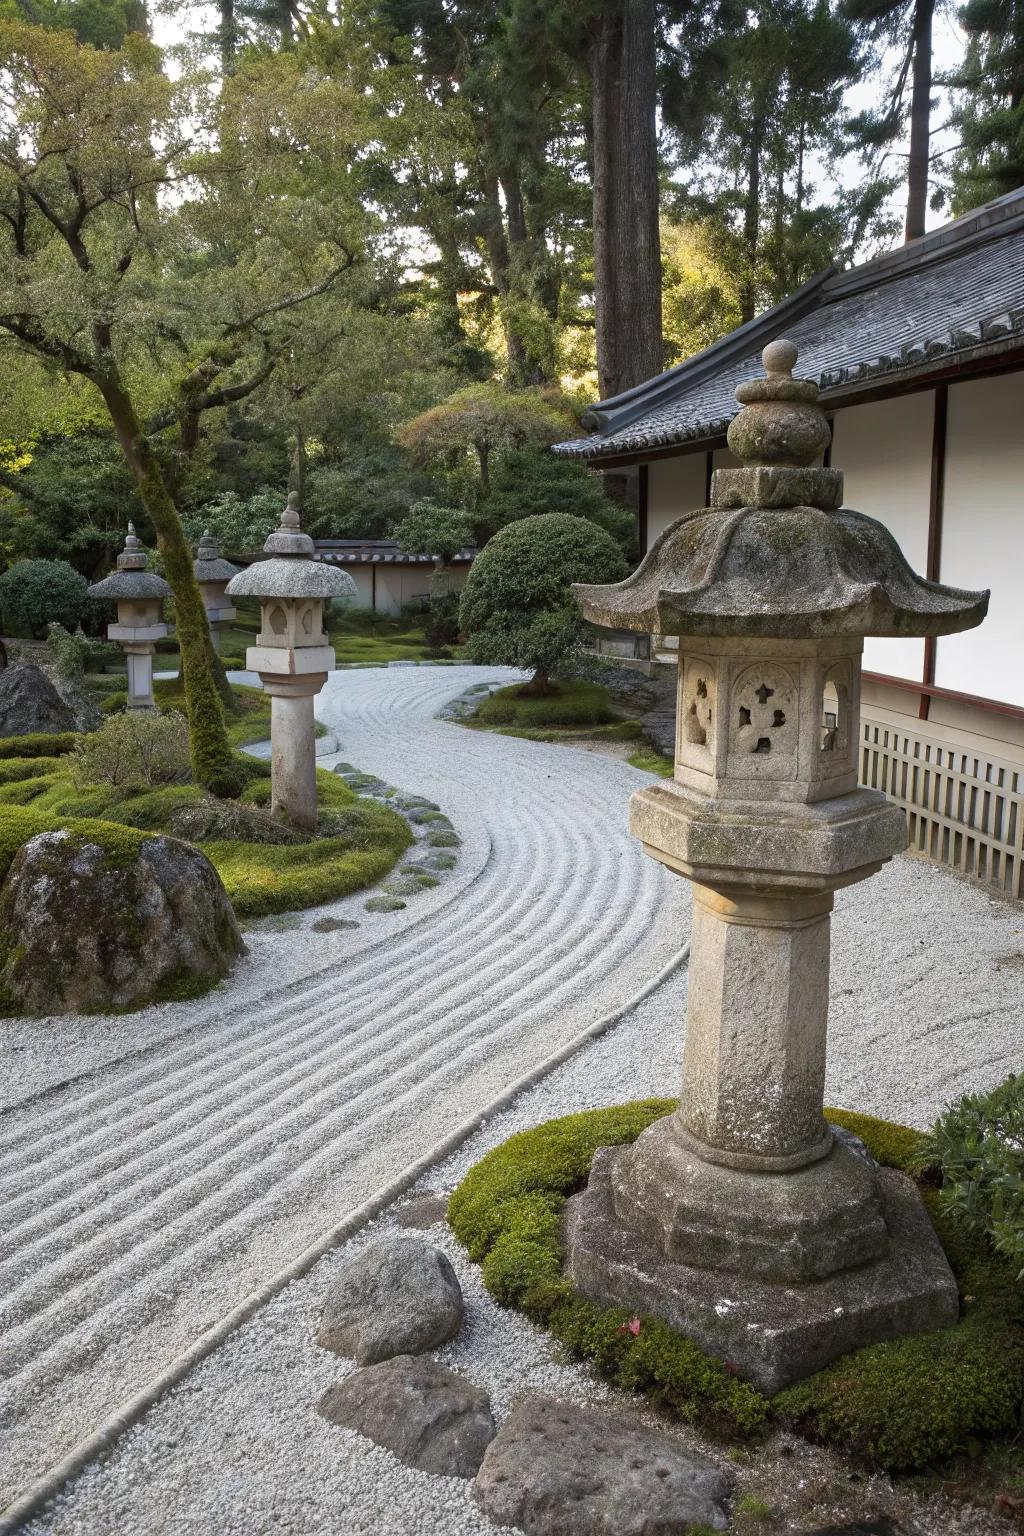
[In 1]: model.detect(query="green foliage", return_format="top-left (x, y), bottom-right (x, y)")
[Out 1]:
top-left (918, 1074), bottom-right (1024, 1279)
top-left (0, 756), bottom-right (64, 784)
top-left (398, 386), bottom-right (577, 501)
top-left (0, 731), bottom-right (77, 759)
top-left (480, 449), bottom-right (636, 555)
top-left (181, 490), bottom-right (281, 559)
top-left (0, 429), bottom-right (140, 579)
top-left (949, 0), bottom-right (1024, 209)
top-left (395, 499), bottom-right (475, 565)
top-left (0, 559), bottom-right (89, 638)
top-left (450, 1100), bottom-right (1024, 1470)
top-left (474, 680), bottom-right (615, 728)
top-left (459, 514), bottom-right (628, 685)
top-left (71, 710), bottom-right (192, 795)
top-left (45, 623), bottom-right (87, 679)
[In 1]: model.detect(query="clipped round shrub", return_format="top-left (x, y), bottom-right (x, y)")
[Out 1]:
top-left (0, 559), bottom-right (89, 639)
top-left (459, 514), bottom-right (628, 691)
top-left (475, 679), bottom-right (614, 729)
top-left (449, 1101), bottom-right (1024, 1468)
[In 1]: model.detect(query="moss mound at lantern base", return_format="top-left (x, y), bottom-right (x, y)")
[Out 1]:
top-left (448, 1101), bottom-right (1024, 1470)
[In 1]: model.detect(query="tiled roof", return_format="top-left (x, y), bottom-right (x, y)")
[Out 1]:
top-left (555, 189), bottom-right (1024, 461)
top-left (314, 539), bottom-right (476, 566)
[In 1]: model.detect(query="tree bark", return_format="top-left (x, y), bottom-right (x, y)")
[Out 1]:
top-left (590, 0), bottom-right (663, 401)
top-left (219, 0), bottom-right (237, 75)
top-left (905, 0), bottom-right (933, 241)
top-left (740, 114), bottom-right (764, 324)
top-left (95, 370), bottom-right (242, 797)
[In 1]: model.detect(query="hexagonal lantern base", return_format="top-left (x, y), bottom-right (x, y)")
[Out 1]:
top-left (564, 1143), bottom-right (959, 1396)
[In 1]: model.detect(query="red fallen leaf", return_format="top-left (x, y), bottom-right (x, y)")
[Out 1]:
top-left (995, 1493), bottom-right (1024, 1516)
top-left (616, 1317), bottom-right (642, 1337)
top-left (725, 1361), bottom-right (739, 1375)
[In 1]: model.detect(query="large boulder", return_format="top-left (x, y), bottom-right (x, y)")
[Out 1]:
top-left (0, 830), bottom-right (244, 1015)
top-left (0, 663), bottom-right (76, 737)
top-left (318, 1355), bottom-right (495, 1478)
top-left (474, 1396), bottom-right (733, 1536)
top-left (317, 1235), bottom-right (464, 1364)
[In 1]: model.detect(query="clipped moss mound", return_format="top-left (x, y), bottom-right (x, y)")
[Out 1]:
top-left (448, 1101), bottom-right (1024, 1469)
top-left (0, 731), bottom-right (78, 760)
top-left (474, 679), bottom-right (615, 729)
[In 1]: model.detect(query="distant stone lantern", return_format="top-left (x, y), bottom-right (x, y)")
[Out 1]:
top-left (566, 340), bottom-right (989, 1394)
top-left (193, 530), bottom-right (240, 652)
top-left (226, 494), bottom-right (355, 830)
top-left (87, 523), bottom-right (171, 711)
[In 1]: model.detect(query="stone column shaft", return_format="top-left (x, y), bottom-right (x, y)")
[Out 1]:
top-left (270, 691), bottom-right (318, 830)
top-left (678, 884), bottom-right (833, 1171)
top-left (124, 645), bottom-right (157, 711)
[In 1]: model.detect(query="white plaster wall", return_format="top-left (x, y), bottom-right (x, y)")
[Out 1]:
top-left (830, 392), bottom-right (933, 683)
top-left (646, 453), bottom-right (707, 549)
top-left (344, 568), bottom-right (375, 610)
top-left (935, 373), bottom-right (1024, 708)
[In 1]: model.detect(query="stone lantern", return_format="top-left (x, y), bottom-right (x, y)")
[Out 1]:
top-left (565, 340), bottom-right (989, 1394)
top-left (193, 530), bottom-right (240, 651)
top-left (87, 524), bottom-right (171, 711)
top-left (226, 494), bottom-right (355, 830)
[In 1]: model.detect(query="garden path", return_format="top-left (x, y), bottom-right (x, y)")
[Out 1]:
top-left (0, 665), bottom-right (690, 1513)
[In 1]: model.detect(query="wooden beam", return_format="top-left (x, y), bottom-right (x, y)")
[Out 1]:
top-left (863, 671), bottom-right (1024, 722)
top-left (638, 464), bottom-right (649, 554)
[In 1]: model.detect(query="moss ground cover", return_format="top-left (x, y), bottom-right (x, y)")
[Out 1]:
top-left (628, 747), bottom-right (675, 777)
top-left (448, 1101), bottom-right (1024, 1471)
top-left (0, 731), bottom-right (77, 759)
top-left (332, 614), bottom-right (447, 666)
top-left (473, 679), bottom-right (617, 729)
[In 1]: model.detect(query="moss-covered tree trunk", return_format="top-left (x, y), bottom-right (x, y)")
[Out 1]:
top-left (96, 370), bottom-right (242, 798)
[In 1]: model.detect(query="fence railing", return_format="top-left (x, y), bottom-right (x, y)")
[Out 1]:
top-left (861, 717), bottom-right (1024, 900)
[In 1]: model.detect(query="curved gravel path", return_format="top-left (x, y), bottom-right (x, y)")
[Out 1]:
top-left (0, 665), bottom-right (690, 1512)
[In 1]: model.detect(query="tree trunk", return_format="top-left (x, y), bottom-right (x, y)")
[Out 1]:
top-left (590, 0), bottom-right (662, 401)
top-left (96, 371), bottom-right (242, 798)
top-left (522, 667), bottom-right (553, 696)
top-left (480, 171), bottom-right (533, 384)
top-left (219, 0), bottom-right (236, 75)
top-left (740, 115), bottom-right (764, 324)
top-left (290, 424), bottom-right (307, 507)
top-left (477, 438), bottom-right (491, 496)
top-left (905, 0), bottom-right (933, 242)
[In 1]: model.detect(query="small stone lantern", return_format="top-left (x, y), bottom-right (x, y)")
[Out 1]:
top-left (566, 340), bottom-right (989, 1394)
top-left (87, 524), bottom-right (171, 711)
top-left (193, 530), bottom-right (240, 651)
top-left (226, 494), bottom-right (355, 830)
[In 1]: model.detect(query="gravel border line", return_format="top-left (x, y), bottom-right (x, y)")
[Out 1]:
top-left (0, 940), bottom-right (690, 1535)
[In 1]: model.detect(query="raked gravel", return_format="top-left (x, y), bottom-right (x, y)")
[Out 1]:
top-left (18, 845), bottom-right (1024, 1536)
top-left (0, 665), bottom-right (691, 1511)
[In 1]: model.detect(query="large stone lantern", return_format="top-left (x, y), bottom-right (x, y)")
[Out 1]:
top-left (565, 340), bottom-right (989, 1394)
top-left (226, 494), bottom-right (355, 830)
top-left (87, 524), bottom-right (171, 711)
top-left (193, 530), bottom-right (240, 651)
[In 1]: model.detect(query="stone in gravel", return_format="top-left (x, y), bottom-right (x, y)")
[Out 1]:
top-left (318, 1235), bottom-right (464, 1364)
top-left (0, 662), bottom-right (76, 736)
top-left (428, 829), bottom-right (460, 847)
top-left (382, 874), bottom-right (431, 897)
top-left (404, 851), bottom-right (455, 874)
top-left (474, 1396), bottom-right (732, 1535)
top-left (806, 1522), bottom-right (902, 1536)
top-left (364, 895), bottom-right (406, 912)
top-left (407, 809), bottom-right (451, 825)
top-left (0, 830), bottom-right (243, 1015)
top-left (310, 916), bottom-right (360, 933)
top-left (395, 1193), bottom-right (447, 1230)
top-left (400, 868), bottom-right (440, 887)
top-left (318, 1355), bottom-right (495, 1478)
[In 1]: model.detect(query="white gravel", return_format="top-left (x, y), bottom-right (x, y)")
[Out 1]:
top-left (19, 848), bottom-right (1024, 1535)
top-left (4, 665), bottom-right (1023, 1532)
top-left (0, 665), bottom-right (690, 1510)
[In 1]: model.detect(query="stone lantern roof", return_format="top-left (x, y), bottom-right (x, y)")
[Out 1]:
top-left (87, 524), bottom-right (172, 602)
top-left (193, 530), bottom-right (240, 585)
top-left (574, 340), bottom-right (989, 641)
top-left (226, 494), bottom-right (356, 601)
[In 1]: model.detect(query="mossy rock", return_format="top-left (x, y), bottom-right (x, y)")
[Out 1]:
top-left (448, 1101), bottom-right (1024, 1470)
top-left (365, 894), bottom-right (406, 912)
top-left (0, 817), bottom-right (243, 1015)
top-left (427, 829), bottom-right (460, 848)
